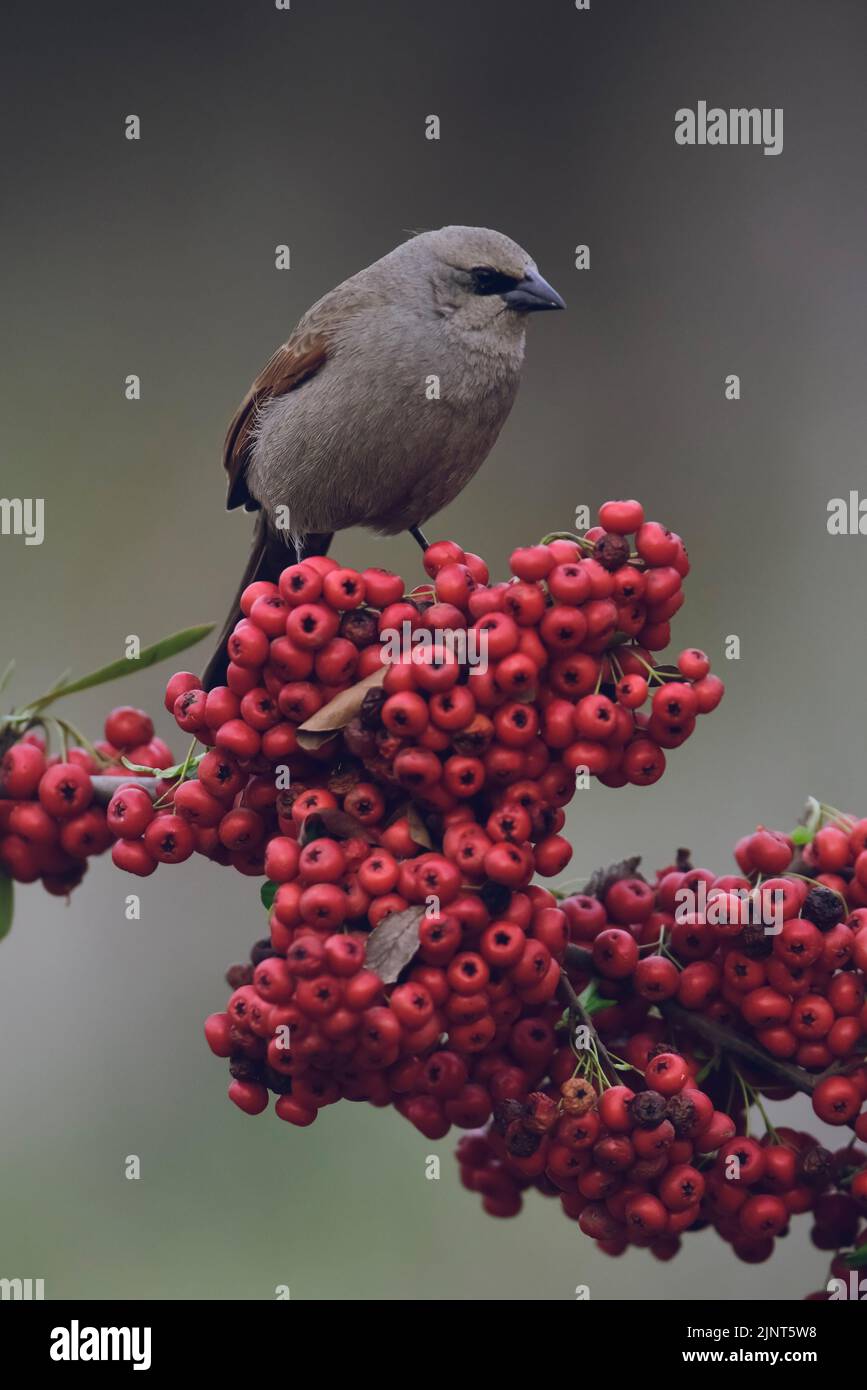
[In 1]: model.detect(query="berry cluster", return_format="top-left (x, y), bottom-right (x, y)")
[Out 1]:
top-left (459, 1102), bottom-right (867, 1271)
top-left (446, 815), bottom-right (862, 1270)
top-left (559, 814), bottom-right (867, 1135)
top-left (205, 876), bottom-right (568, 1129)
top-left (107, 503), bottom-right (721, 880)
top-left (3, 508), bottom-right (865, 1295)
top-left (213, 897), bottom-right (826, 1268)
top-left (458, 1054), bottom-right (739, 1247)
top-left (204, 804), bottom-right (867, 1280)
top-left (0, 709), bottom-right (171, 895)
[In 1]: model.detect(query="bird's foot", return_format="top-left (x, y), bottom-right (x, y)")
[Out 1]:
top-left (409, 524), bottom-right (430, 552)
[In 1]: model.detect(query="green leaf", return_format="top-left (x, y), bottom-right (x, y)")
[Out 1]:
top-left (578, 979), bottom-right (615, 1016)
top-left (844, 1246), bottom-right (867, 1269)
top-left (30, 625), bottom-right (214, 708)
top-left (0, 873), bottom-right (13, 941)
top-left (120, 758), bottom-right (162, 775)
top-left (792, 795), bottom-right (822, 845)
top-left (260, 880), bottom-right (278, 912)
top-left (121, 751), bottom-right (204, 782)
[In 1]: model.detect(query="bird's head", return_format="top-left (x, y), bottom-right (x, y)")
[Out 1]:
top-left (392, 225), bottom-right (566, 330)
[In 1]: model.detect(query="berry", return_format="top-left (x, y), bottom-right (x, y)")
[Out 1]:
top-left (38, 763), bottom-right (93, 820)
top-left (812, 1076), bottom-right (862, 1126)
top-left (645, 1052), bottom-right (690, 1096)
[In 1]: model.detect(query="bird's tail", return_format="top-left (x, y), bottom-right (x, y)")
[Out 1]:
top-left (202, 517), bottom-right (332, 690)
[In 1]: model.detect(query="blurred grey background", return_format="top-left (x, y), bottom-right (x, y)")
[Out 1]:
top-left (1, 0), bottom-right (866, 1299)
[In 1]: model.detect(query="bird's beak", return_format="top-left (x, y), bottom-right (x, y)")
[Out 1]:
top-left (501, 268), bottom-right (566, 313)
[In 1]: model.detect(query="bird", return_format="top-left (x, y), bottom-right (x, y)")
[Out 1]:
top-left (202, 225), bottom-right (565, 688)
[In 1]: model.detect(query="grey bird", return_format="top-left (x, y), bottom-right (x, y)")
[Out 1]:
top-left (203, 225), bottom-right (565, 688)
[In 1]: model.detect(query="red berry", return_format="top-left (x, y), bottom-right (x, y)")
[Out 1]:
top-left (812, 1075), bottom-right (862, 1125)
top-left (509, 545), bottom-right (554, 581)
top-left (143, 812), bottom-right (195, 864)
top-left (592, 928), bottom-right (639, 980)
top-left (104, 706), bottom-right (154, 750)
top-left (598, 499), bottom-right (644, 534)
top-left (644, 1052), bottom-right (690, 1096)
top-left (634, 955), bottom-right (679, 1001)
top-left (111, 838), bottom-right (158, 877)
top-left (635, 522), bottom-right (677, 566)
top-left (0, 741), bottom-right (46, 797)
top-left (38, 763), bottom-right (93, 820)
top-left (228, 1080), bottom-right (269, 1116)
top-left (739, 1194), bottom-right (788, 1238)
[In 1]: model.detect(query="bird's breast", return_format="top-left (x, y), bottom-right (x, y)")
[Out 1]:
top-left (248, 315), bottom-right (523, 534)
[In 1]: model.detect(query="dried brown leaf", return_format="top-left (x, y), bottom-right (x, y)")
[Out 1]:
top-left (364, 906), bottom-right (426, 984)
top-left (297, 667), bottom-right (386, 750)
top-left (404, 803), bottom-right (433, 849)
top-left (298, 808), bottom-right (378, 846)
top-left (582, 855), bottom-right (644, 901)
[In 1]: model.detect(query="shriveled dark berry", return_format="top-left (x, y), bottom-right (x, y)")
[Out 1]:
top-left (801, 886), bottom-right (845, 932)
top-left (327, 761), bottom-right (363, 796)
top-left (479, 880), bottom-right (512, 916)
top-left (229, 1056), bottom-right (264, 1083)
top-left (799, 1144), bottom-right (833, 1186)
top-left (739, 922), bottom-right (774, 958)
top-left (250, 939), bottom-right (280, 967)
top-left (492, 1098), bottom-right (528, 1135)
top-left (339, 608), bottom-right (379, 648)
top-left (264, 1068), bottom-right (295, 1095)
top-left (665, 1093), bottom-right (698, 1137)
top-left (594, 533), bottom-right (631, 571)
top-left (629, 1090), bottom-right (668, 1127)
top-left (505, 1120), bottom-right (541, 1157)
top-left (225, 962), bottom-right (254, 988)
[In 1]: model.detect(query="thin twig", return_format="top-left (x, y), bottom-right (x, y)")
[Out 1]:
top-left (661, 1001), bottom-right (820, 1095)
top-left (564, 943), bottom-right (828, 1100)
top-left (557, 966), bottom-right (620, 1085)
top-left (89, 775), bottom-right (161, 804)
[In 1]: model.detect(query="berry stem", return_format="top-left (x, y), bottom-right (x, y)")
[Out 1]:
top-left (564, 944), bottom-right (823, 1097)
top-left (154, 737), bottom-right (199, 809)
top-left (780, 869), bottom-right (849, 912)
top-left (623, 651), bottom-right (676, 686)
top-left (51, 716), bottom-right (112, 767)
top-left (558, 966), bottom-right (619, 1085)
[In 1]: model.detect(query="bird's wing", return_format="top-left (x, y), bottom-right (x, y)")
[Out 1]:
top-left (223, 327), bottom-right (329, 510)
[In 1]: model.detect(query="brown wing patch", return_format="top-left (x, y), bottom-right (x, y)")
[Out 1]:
top-left (224, 329), bottom-right (329, 510)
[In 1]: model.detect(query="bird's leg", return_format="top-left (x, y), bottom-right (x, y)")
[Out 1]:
top-left (409, 524), bottom-right (430, 552)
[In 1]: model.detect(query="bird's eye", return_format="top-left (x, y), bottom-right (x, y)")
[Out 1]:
top-left (470, 266), bottom-right (520, 296)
